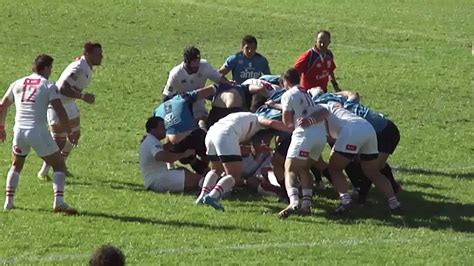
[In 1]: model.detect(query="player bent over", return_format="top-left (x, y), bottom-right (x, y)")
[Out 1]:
top-left (196, 112), bottom-right (291, 211)
top-left (38, 42), bottom-right (103, 180)
top-left (1, 54), bottom-right (78, 214)
top-left (139, 117), bottom-right (202, 192)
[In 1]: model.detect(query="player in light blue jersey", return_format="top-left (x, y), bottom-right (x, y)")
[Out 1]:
top-left (153, 84), bottom-right (228, 174)
top-left (218, 35), bottom-right (270, 84)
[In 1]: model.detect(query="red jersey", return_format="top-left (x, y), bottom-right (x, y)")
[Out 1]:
top-left (294, 48), bottom-right (336, 92)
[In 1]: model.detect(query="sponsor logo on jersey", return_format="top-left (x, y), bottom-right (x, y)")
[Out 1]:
top-left (240, 71), bottom-right (263, 80)
top-left (299, 150), bottom-right (309, 157)
top-left (181, 79), bottom-right (187, 84)
top-left (13, 145), bottom-right (22, 154)
top-left (164, 113), bottom-right (178, 126)
top-left (345, 144), bottom-right (357, 151)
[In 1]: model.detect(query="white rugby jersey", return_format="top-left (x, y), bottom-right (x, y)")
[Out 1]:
top-left (281, 85), bottom-right (321, 126)
top-left (162, 60), bottom-right (221, 97)
top-left (320, 102), bottom-right (367, 138)
top-left (139, 133), bottom-right (167, 189)
top-left (241, 78), bottom-right (283, 98)
top-left (56, 56), bottom-right (92, 104)
top-left (5, 73), bottom-right (60, 129)
top-left (212, 112), bottom-right (264, 143)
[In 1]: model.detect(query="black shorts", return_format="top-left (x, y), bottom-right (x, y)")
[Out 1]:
top-left (171, 128), bottom-right (207, 158)
top-left (207, 106), bottom-right (243, 130)
top-left (376, 120), bottom-right (400, 154)
top-left (275, 134), bottom-right (292, 157)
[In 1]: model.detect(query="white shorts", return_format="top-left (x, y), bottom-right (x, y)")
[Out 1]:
top-left (47, 102), bottom-right (80, 126)
top-left (205, 127), bottom-right (240, 157)
top-left (193, 99), bottom-right (208, 120)
top-left (333, 121), bottom-right (378, 155)
top-left (12, 127), bottom-right (59, 157)
top-left (145, 169), bottom-right (185, 192)
top-left (287, 125), bottom-right (326, 161)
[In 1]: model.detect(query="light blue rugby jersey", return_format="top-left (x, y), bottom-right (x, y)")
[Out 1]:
top-left (312, 92), bottom-right (388, 133)
top-left (153, 91), bottom-right (198, 134)
top-left (224, 52), bottom-right (270, 84)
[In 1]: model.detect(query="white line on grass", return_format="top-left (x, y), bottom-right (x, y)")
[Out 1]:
top-left (1, 236), bottom-right (472, 264)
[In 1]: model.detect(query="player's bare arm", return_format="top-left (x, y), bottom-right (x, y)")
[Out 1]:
top-left (217, 66), bottom-right (230, 77)
top-left (60, 81), bottom-right (95, 104)
top-left (297, 108), bottom-right (329, 128)
top-left (335, 90), bottom-right (360, 101)
top-left (154, 149), bottom-right (195, 163)
top-left (0, 97), bottom-right (13, 142)
top-left (329, 72), bottom-right (341, 92)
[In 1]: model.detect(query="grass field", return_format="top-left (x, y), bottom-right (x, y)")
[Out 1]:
top-left (0, 0), bottom-right (473, 264)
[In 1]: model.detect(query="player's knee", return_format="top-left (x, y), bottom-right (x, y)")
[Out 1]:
top-left (52, 132), bottom-right (67, 142)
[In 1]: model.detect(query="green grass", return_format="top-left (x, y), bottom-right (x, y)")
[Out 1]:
top-left (0, 0), bottom-right (473, 264)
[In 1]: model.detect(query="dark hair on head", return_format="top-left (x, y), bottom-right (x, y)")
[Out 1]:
top-left (241, 35), bottom-right (257, 47)
top-left (89, 245), bottom-right (125, 266)
top-left (315, 30), bottom-right (331, 40)
top-left (84, 42), bottom-right (102, 54)
top-left (282, 67), bottom-right (300, 86)
top-left (32, 54), bottom-right (54, 73)
top-left (183, 46), bottom-right (201, 63)
top-left (146, 116), bottom-right (164, 132)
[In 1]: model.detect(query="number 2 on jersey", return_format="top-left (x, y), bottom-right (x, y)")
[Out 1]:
top-left (21, 78), bottom-right (40, 103)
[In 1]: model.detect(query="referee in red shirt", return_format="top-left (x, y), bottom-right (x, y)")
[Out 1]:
top-left (294, 30), bottom-right (340, 92)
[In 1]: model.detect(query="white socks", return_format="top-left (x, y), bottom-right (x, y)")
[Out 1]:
top-left (52, 171), bottom-right (66, 207)
top-left (198, 171), bottom-right (219, 199)
top-left (4, 168), bottom-right (20, 209)
top-left (208, 175), bottom-right (235, 199)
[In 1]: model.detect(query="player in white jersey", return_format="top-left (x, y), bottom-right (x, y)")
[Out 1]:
top-left (0, 54), bottom-right (78, 214)
top-left (161, 46), bottom-right (229, 129)
top-left (276, 68), bottom-right (328, 218)
top-left (38, 42), bottom-right (103, 179)
top-left (306, 88), bottom-right (402, 215)
top-left (139, 117), bottom-right (203, 193)
top-left (196, 112), bottom-right (291, 211)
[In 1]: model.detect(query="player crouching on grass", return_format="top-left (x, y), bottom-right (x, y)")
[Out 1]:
top-left (139, 116), bottom-right (203, 193)
top-left (0, 54), bottom-right (78, 214)
top-left (195, 112), bottom-right (292, 211)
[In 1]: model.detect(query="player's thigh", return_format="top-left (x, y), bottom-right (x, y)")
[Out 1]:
top-left (328, 148), bottom-right (352, 171)
top-left (48, 103), bottom-right (81, 133)
top-left (12, 128), bottom-right (31, 158)
top-left (148, 170), bottom-right (186, 193)
top-left (286, 129), bottom-right (310, 160)
top-left (41, 151), bottom-right (66, 172)
top-left (222, 160), bottom-right (242, 181)
top-left (183, 170), bottom-right (202, 191)
top-left (213, 133), bottom-right (240, 158)
top-left (27, 128), bottom-right (60, 158)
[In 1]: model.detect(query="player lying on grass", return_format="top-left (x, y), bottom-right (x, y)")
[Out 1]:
top-left (1, 54), bottom-right (78, 214)
top-left (196, 112), bottom-right (292, 211)
top-left (139, 116), bottom-right (202, 193)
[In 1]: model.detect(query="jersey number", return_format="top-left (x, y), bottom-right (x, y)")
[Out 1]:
top-left (21, 78), bottom-right (40, 103)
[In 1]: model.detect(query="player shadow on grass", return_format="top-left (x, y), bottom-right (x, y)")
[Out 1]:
top-left (393, 166), bottom-right (473, 179)
top-left (98, 180), bottom-right (145, 192)
top-left (312, 188), bottom-right (474, 233)
top-left (77, 211), bottom-right (270, 233)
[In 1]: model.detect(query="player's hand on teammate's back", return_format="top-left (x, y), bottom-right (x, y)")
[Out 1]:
top-left (297, 117), bottom-right (311, 128)
top-left (82, 93), bottom-right (95, 104)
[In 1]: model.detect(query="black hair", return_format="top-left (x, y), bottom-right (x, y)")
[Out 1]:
top-left (89, 245), bottom-right (125, 266)
top-left (84, 42), bottom-right (102, 53)
top-left (282, 68), bottom-right (300, 86)
top-left (145, 116), bottom-right (164, 132)
top-left (241, 35), bottom-right (257, 47)
top-left (315, 30), bottom-right (331, 40)
top-left (183, 46), bottom-right (201, 63)
top-left (32, 54), bottom-right (54, 73)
